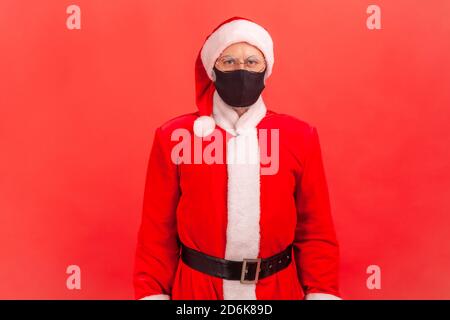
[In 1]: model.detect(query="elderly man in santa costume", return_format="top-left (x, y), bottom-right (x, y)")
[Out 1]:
top-left (133, 16), bottom-right (341, 300)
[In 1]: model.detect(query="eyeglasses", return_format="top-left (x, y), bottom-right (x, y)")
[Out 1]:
top-left (215, 54), bottom-right (266, 73)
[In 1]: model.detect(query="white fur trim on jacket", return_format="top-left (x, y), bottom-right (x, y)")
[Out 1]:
top-left (305, 293), bottom-right (342, 300)
top-left (201, 19), bottom-right (274, 82)
top-left (212, 90), bottom-right (267, 137)
top-left (212, 90), bottom-right (267, 300)
top-left (139, 294), bottom-right (171, 300)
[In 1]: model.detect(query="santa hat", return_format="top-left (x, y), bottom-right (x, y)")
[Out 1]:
top-left (193, 16), bottom-right (274, 137)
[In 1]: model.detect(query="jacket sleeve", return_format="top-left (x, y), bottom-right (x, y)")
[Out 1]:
top-left (133, 126), bottom-right (181, 300)
top-left (293, 126), bottom-right (342, 300)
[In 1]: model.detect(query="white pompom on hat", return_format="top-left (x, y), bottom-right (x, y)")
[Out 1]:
top-left (193, 16), bottom-right (275, 137)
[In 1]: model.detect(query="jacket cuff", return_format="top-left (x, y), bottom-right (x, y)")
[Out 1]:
top-left (139, 294), bottom-right (171, 300)
top-left (305, 293), bottom-right (342, 300)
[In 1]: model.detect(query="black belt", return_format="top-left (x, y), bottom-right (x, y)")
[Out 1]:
top-left (180, 242), bottom-right (293, 284)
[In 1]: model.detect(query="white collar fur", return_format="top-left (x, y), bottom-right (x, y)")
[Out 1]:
top-left (212, 90), bottom-right (267, 136)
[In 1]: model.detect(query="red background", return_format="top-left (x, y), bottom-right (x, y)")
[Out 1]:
top-left (1, 0), bottom-right (449, 299)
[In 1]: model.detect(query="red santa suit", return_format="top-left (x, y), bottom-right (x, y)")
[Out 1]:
top-left (133, 16), bottom-right (341, 300)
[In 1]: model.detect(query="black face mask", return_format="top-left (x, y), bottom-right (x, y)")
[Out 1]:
top-left (213, 65), bottom-right (266, 108)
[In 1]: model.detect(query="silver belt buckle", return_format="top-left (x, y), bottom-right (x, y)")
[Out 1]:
top-left (240, 258), bottom-right (262, 284)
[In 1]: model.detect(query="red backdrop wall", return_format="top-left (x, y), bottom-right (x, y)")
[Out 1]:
top-left (1, 0), bottom-right (449, 299)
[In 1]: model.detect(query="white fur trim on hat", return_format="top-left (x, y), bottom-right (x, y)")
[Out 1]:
top-left (193, 115), bottom-right (216, 137)
top-left (201, 19), bottom-right (274, 82)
